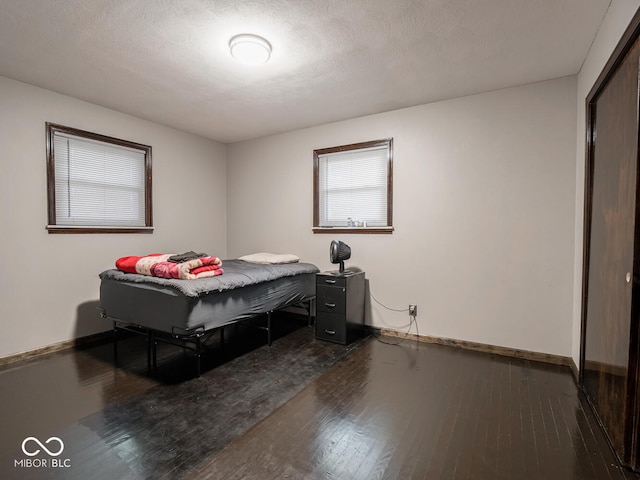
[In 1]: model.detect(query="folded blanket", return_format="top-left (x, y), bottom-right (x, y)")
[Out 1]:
top-left (168, 251), bottom-right (208, 263)
top-left (151, 257), bottom-right (223, 280)
top-left (115, 254), bottom-right (223, 279)
top-left (115, 254), bottom-right (169, 275)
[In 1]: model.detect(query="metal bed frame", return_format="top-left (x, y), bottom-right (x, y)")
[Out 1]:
top-left (101, 297), bottom-right (315, 377)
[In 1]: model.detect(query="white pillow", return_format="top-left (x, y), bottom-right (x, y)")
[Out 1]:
top-left (238, 252), bottom-right (300, 264)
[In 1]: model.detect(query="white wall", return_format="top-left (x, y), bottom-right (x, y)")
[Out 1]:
top-left (5, 3), bottom-right (632, 363)
top-left (228, 76), bottom-right (577, 357)
top-left (0, 76), bottom-right (227, 359)
top-left (571, 1), bottom-right (640, 368)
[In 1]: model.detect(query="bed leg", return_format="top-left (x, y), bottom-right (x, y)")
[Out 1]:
top-left (267, 312), bottom-right (272, 346)
top-left (152, 339), bottom-right (158, 372)
top-left (195, 335), bottom-right (202, 377)
top-left (146, 331), bottom-right (153, 372)
top-left (113, 322), bottom-right (119, 365)
top-left (220, 326), bottom-right (224, 347)
top-left (308, 298), bottom-right (315, 326)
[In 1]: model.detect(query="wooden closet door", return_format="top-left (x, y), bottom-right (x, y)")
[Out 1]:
top-left (582, 35), bottom-right (640, 466)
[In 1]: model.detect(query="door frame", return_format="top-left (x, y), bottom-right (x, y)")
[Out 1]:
top-left (580, 7), bottom-right (640, 468)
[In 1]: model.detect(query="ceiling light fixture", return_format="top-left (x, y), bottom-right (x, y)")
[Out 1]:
top-left (229, 34), bottom-right (272, 65)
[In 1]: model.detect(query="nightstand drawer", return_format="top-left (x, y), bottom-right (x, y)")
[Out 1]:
top-left (315, 270), bottom-right (365, 345)
top-left (316, 285), bottom-right (346, 314)
top-left (315, 313), bottom-right (347, 344)
top-left (316, 275), bottom-right (346, 287)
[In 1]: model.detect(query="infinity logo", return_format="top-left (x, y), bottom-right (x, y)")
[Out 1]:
top-left (21, 437), bottom-right (64, 457)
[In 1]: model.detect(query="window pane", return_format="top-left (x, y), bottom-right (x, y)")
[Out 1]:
top-left (316, 141), bottom-right (391, 228)
top-left (47, 123), bottom-right (152, 231)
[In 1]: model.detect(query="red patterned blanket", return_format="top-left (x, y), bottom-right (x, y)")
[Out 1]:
top-left (115, 254), bottom-right (223, 280)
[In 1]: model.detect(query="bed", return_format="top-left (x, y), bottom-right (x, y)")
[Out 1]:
top-left (98, 259), bottom-right (319, 376)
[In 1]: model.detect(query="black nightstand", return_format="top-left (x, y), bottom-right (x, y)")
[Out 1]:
top-left (315, 270), bottom-right (365, 345)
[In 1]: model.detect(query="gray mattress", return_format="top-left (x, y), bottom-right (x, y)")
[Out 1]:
top-left (99, 260), bottom-right (319, 333)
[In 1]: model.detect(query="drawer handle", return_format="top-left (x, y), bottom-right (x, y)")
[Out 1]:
top-left (324, 329), bottom-right (336, 335)
top-left (325, 279), bottom-right (336, 284)
top-left (325, 303), bottom-right (336, 309)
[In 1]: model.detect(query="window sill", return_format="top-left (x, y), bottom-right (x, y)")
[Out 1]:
top-left (313, 227), bottom-right (393, 234)
top-left (46, 225), bottom-right (154, 234)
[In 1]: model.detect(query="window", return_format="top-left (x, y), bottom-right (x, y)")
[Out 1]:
top-left (46, 123), bottom-right (152, 233)
top-left (313, 138), bottom-right (393, 234)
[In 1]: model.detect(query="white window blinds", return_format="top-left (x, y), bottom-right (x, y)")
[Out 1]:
top-left (52, 131), bottom-right (147, 227)
top-left (317, 145), bottom-right (390, 227)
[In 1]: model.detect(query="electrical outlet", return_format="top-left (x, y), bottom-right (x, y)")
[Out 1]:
top-left (409, 304), bottom-right (417, 316)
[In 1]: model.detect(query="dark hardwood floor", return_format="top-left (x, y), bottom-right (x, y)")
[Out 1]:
top-left (0, 315), bottom-right (636, 480)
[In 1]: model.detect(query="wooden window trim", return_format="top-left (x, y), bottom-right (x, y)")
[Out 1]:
top-left (45, 122), bottom-right (153, 234)
top-left (313, 138), bottom-right (393, 234)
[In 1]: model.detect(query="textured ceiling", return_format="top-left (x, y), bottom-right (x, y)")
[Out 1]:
top-left (0, 0), bottom-right (611, 143)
